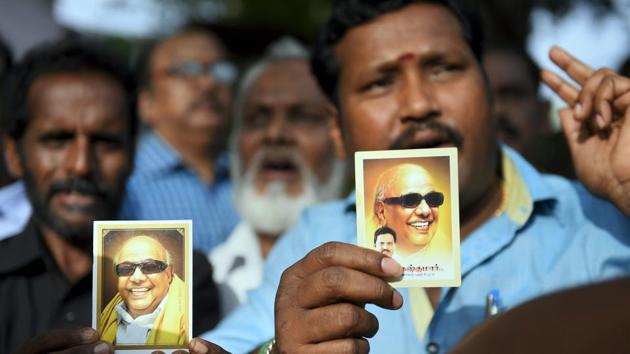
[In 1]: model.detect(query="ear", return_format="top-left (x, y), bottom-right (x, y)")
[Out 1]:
top-left (138, 89), bottom-right (158, 126)
top-left (4, 137), bottom-right (23, 178)
top-left (329, 107), bottom-right (347, 160)
top-left (166, 267), bottom-right (174, 283)
top-left (375, 201), bottom-right (387, 226)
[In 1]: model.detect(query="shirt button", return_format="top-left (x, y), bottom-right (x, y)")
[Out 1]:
top-left (65, 312), bottom-right (75, 322)
top-left (426, 342), bottom-right (440, 354)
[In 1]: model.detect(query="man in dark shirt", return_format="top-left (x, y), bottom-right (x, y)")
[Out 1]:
top-left (0, 40), bottom-right (219, 354)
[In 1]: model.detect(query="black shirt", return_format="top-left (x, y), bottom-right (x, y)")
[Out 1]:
top-left (0, 219), bottom-right (221, 354)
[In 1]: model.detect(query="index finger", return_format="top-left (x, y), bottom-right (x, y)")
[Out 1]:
top-left (291, 242), bottom-right (403, 280)
top-left (549, 46), bottom-right (594, 86)
top-left (15, 327), bottom-right (100, 354)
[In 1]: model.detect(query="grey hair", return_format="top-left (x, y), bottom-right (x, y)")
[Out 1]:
top-left (229, 36), bottom-right (310, 182)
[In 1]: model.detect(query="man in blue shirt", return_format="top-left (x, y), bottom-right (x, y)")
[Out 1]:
top-left (120, 26), bottom-right (239, 253)
top-left (190, 1), bottom-right (630, 354)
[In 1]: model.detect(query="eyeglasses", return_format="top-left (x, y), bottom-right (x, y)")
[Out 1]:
top-left (167, 60), bottom-right (237, 84)
top-left (115, 259), bottom-right (168, 277)
top-left (382, 191), bottom-right (444, 208)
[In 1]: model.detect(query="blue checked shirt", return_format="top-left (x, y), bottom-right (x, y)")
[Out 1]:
top-left (120, 132), bottom-right (239, 253)
top-left (203, 147), bottom-right (630, 354)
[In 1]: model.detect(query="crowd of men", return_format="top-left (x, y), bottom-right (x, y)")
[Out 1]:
top-left (1, 0), bottom-right (629, 353)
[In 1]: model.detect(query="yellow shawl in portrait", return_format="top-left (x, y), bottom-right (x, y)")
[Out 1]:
top-left (99, 274), bottom-right (188, 345)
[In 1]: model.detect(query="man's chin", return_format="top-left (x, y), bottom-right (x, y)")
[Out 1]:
top-left (39, 211), bottom-right (95, 248)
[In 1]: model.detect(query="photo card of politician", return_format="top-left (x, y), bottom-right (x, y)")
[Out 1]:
top-left (355, 148), bottom-right (461, 288)
top-left (92, 220), bottom-right (192, 353)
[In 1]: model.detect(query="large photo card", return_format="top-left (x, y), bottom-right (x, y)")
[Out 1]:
top-left (92, 220), bottom-right (192, 354)
top-left (355, 148), bottom-right (461, 287)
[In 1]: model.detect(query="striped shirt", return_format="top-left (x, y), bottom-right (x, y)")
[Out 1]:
top-left (119, 132), bottom-right (239, 253)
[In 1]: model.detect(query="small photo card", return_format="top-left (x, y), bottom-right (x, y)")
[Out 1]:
top-left (355, 148), bottom-right (461, 288)
top-left (92, 220), bottom-right (192, 354)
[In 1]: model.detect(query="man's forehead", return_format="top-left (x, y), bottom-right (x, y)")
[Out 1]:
top-left (27, 72), bottom-right (129, 130)
top-left (335, 2), bottom-right (468, 70)
top-left (247, 59), bottom-right (325, 105)
top-left (119, 236), bottom-right (166, 259)
top-left (152, 31), bottom-right (225, 70)
top-left (378, 233), bottom-right (395, 240)
top-left (381, 164), bottom-right (435, 192)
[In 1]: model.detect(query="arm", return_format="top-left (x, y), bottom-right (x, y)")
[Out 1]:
top-left (191, 242), bottom-right (403, 354)
top-left (541, 46), bottom-right (630, 217)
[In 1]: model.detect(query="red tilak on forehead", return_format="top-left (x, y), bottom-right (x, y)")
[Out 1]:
top-left (397, 52), bottom-right (416, 62)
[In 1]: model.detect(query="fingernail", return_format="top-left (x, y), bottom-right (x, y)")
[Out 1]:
top-left (381, 257), bottom-right (402, 276)
top-left (596, 114), bottom-right (605, 128)
top-left (392, 289), bottom-right (403, 308)
top-left (82, 328), bottom-right (98, 342)
top-left (574, 102), bottom-right (582, 116)
top-left (93, 342), bottom-right (110, 354)
top-left (192, 339), bottom-right (208, 354)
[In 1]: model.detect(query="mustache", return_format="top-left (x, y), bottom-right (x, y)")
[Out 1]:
top-left (46, 178), bottom-right (108, 201)
top-left (389, 120), bottom-right (464, 150)
top-left (190, 91), bottom-right (225, 112)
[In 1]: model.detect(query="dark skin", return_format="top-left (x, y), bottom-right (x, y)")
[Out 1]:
top-left (239, 59), bottom-right (335, 196)
top-left (191, 3), bottom-right (501, 353)
top-left (5, 72), bottom-right (133, 354)
top-left (542, 46), bottom-right (630, 217)
top-left (139, 30), bottom-right (232, 184)
top-left (483, 48), bottom-right (551, 154)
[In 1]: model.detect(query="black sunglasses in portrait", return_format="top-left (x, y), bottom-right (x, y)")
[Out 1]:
top-left (382, 191), bottom-right (445, 209)
top-left (115, 259), bottom-right (168, 277)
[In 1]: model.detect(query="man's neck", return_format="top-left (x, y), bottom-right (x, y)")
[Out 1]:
top-left (40, 224), bottom-right (92, 284)
top-left (460, 173), bottom-right (503, 240)
top-left (257, 232), bottom-right (279, 259)
top-left (157, 131), bottom-right (220, 184)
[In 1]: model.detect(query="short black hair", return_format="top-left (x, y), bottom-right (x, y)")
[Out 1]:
top-left (135, 24), bottom-right (226, 91)
top-left (0, 36), bottom-right (12, 79)
top-left (0, 39), bottom-right (138, 141)
top-left (311, 0), bottom-right (484, 103)
top-left (374, 226), bottom-right (397, 244)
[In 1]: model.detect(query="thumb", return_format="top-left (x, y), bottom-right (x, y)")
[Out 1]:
top-left (559, 107), bottom-right (583, 156)
top-left (189, 338), bottom-right (231, 354)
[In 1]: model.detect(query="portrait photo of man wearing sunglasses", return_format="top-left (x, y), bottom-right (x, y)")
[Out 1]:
top-left (374, 163), bottom-right (450, 267)
top-left (100, 234), bottom-right (187, 346)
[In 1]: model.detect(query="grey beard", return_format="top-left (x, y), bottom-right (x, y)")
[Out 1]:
top-left (233, 150), bottom-right (346, 237)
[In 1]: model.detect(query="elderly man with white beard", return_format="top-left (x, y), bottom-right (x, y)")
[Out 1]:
top-left (208, 38), bottom-right (347, 315)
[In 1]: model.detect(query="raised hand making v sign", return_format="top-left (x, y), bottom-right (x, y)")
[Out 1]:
top-left (542, 46), bottom-right (630, 217)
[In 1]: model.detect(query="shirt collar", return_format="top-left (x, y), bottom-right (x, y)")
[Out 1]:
top-left (136, 132), bottom-right (231, 181)
top-left (0, 180), bottom-right (27, 205)
top-left (460, 146), bottom-right (558, 276)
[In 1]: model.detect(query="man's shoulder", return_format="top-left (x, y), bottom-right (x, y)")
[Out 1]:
top-left (129, 132), bottom-right (181, 177)
top-left (0, 220), bottom-right (42, 275)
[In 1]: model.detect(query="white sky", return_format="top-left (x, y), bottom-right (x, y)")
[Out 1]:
top-left (528, 1), bottom-right (630, 123)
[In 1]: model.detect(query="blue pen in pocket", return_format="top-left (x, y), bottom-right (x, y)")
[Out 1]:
top-left (485, 288), bottom-right (501, 317)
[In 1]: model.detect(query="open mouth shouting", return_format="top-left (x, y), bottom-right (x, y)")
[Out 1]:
top-left (258, 151), bottom-right (301, 183)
